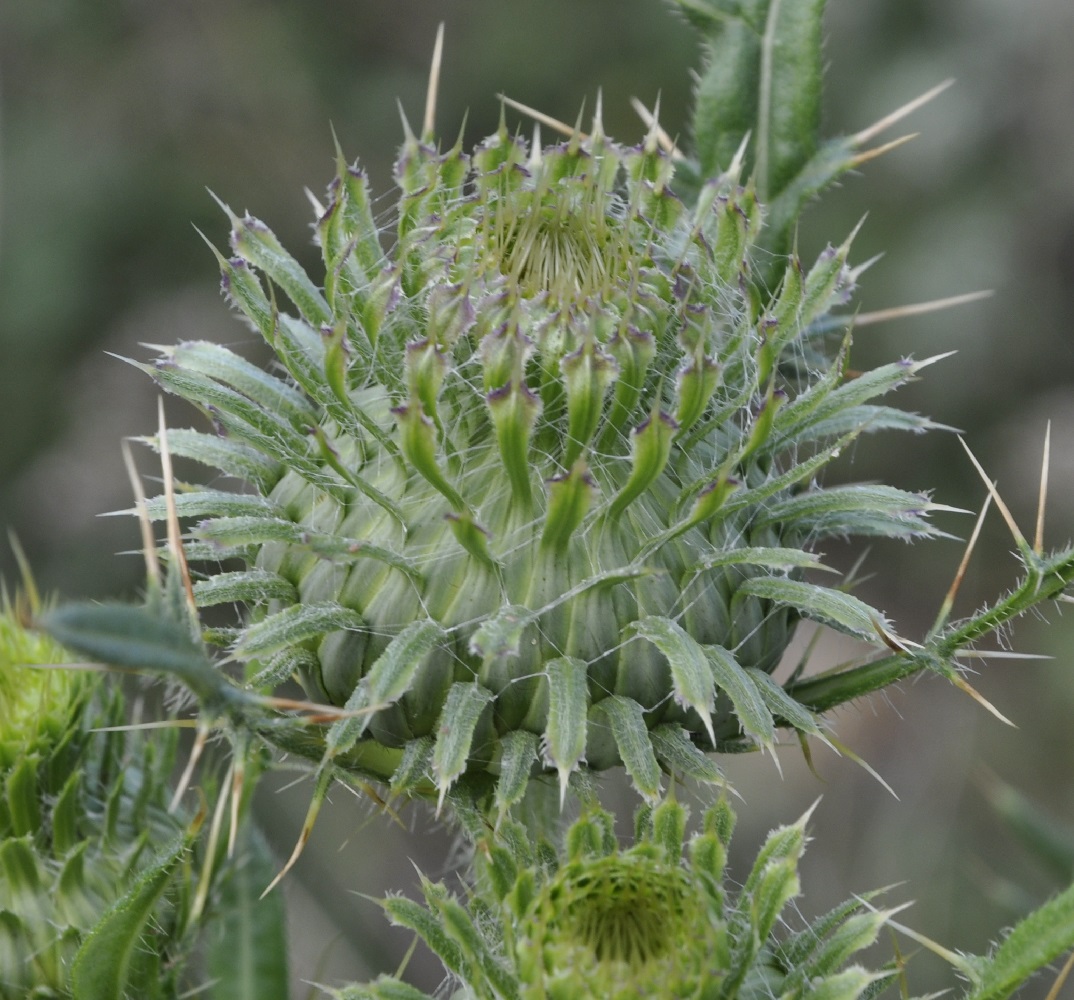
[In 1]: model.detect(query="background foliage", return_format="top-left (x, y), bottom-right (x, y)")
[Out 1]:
top-left (3, 1), bottom-right (1074, 995)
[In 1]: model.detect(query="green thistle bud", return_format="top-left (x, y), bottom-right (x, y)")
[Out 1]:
top-left (0, 593), bottom-right (192, 998)
top-left (361, 800), bottom-right (895, 1000)
top-left (140, 88), bottom-right (946, 811)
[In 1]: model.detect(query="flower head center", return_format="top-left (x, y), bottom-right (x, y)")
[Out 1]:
top-left (546, 856), bottom-right (688, 970)
top-left (502, 204), bottom-right (610, 302)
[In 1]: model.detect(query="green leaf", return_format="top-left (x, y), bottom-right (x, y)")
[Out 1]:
top-left (436, 894), bottom-right (520, 1000)
top-left (630, 616), bottom-right (717, 744)
top-left (750, 855), bottom-right (800, 943)
top-left (227, 209), bottom-right (332, 327)
top-left (40, 603), bottom-right (233, 708)
top-left (4, 756), bottom-right (40, 837)
top-left (192, 570), bottom-right (297, 607)
top-left (778, 893), bottom-right (879, 968)
top-left (964, 880), bottom-right (1074, 1000)
top-left (745, 667), bottom-right (827, 741)
top-left (797, 967), bottom-right (883, 1000)
top-left (148, 428), bottom-right (281, 488)
top-left (542, 655), bottom-right (589, 801)
top-left (688, 0), bottom-right (826, 200)
top-left (140, 489), bottom-right (284, 522)
top-left (383, 894), bottom-right (466, 980)
top-left (802, 911), bottom-right (890, 979)
top-left (207, 826), bottom-right (289, 1000)
top-left (234, 601), bottom-right (365, 660)
top-left (327, 620), bottom-right (445, 757)
top-left (496, 730), bottom-right (538, 820)
top-left (162, 340), bottom-right (316, 429)
top-left (70, 834), bottom-right (187, 1000)
top-left (432, 683), bottom-right (494, 807)
top-left (703, 645), bottom-right (774, 746)
top-left (390, 736), bottom-right (434, 796)
top-left (470, 605), bottom-right (535, 662)
top-left (735, 577), bottom-right (888, 643)
top-left (756, 484), bottom-right (939, 540)
top-left (690, 545), bottom-right (827, 574)
top-left (649, 724), bottom-right (725, 785)
top-left (591, 696), bottom-right (661, 802)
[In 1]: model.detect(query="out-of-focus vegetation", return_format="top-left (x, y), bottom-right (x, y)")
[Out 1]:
top-left (3, 2), bottom-right (1073, 996)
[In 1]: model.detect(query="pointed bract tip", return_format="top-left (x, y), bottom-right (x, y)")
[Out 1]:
top-left (422, 23), bottom-right (446, 141)
top-left (191, 223), bottom-right (228, 264)
top-left (500, 93), bottom-right (586, 142)
top-left (951, 673), bottom-right (1017, 727)
top-left (304, 186), bottom-right (326, 218)
top-left (643, 93), bottom-right (662, 154)
top-left (727, 130), bottom-right (751, 180)
top-left (855, 290), bottom-right (992, 328)
top-left (568, 100), bottom-right (586, 152)
top-left (801, 794), bottom-right (824, 826)
top-left (958, 436), bottom-right (1028, 550)
top-left (1035, 419), bottom-right (1052, 555)
top-left (205, 187), bottom-right (240, 227)
top-left (853, 78), bottom-right (954, 146)
top-left (852, 132), bottom-right (918, 169)
top-left (632, 95), bottom-right (683, 160)
top-left (397, 98), bottom-right (417, 146)
top-left (591, 88), bottom-right (604, 140)
top-left (528, 123), bottom-right (543, 169)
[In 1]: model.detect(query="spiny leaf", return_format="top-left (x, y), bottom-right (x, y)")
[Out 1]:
top-left (735, 577), bottom-right (889, 644)
top-left (591, 695), bottom-right (662, 802)
top-left (687, 0), bottom-right (826, 233)
top-left (206, 826), bottom-right (289, 1000)
top-left (70, 834), bottom-right (188, 1000)
top-left (703, 644), bottom-right (774, 747)
top-left (233, 601), bottom-right (365, 660)
top-left (327, 619), bottom-right (446, 757)
top-left (432, 683), bottom-right (494, 809)
top-left (193, 570), bottom-right (297, 607)
top-left (146, 428), bottom-right (281, 487)
top-left (964, 880), bottom-right (1074, 1000)
top-left (630, 615), bottom-right (717, 744)
top-left (542, 656), bottom-right (589, 805)
top-left (496, 729), bottom-right (539, 820)
top-left (40, 603), bottom-right (233, 707)
top-left (382, 894), bottom-right (467, 980)
top-left (649, 724), bottom-right (725, 785)
top-left (745, 667), bottom-right (829, 743)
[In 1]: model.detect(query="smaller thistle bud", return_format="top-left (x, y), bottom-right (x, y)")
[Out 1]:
top-left (370, 799), bottom-right (897, 1000)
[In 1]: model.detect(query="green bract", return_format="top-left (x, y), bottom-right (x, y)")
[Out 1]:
top-left (139, 103), bottom-right (944, 810)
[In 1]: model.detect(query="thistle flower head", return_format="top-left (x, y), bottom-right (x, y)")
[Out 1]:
top-left (135, 76), bottom-right (947, 814)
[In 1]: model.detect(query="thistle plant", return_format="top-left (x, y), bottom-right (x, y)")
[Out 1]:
top-left (31, 1), bottom-right (1074, 997)
top-left (0, 575), bottom-right (198, 998)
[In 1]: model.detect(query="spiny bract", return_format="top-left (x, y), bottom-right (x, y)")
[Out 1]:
top-left (141, 100), bottom-right (944, 811)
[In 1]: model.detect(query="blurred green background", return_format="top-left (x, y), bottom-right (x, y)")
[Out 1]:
top-left (3, 1), bottom-right (1074, 996)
